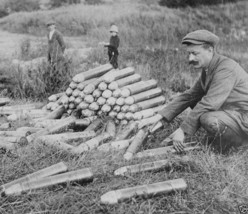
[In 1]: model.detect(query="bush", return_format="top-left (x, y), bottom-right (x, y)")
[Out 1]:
top-left (159, 0), bottom-right (242, 8)
top-left (0, 9), bottom-right (8, 18)
top-left (50, 0), bottom-right (81, 8)
top-left (6, 0), bottom-right (40, 12)
top-left (19, 38), bottom-right (48, 61)
top-left (10, 59), bottom-right (73, 99)
top-left (85, 0), bottom-right (103, 5)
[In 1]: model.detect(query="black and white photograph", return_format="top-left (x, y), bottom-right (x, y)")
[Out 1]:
top-left (0, 0), bottom-right (247, 213)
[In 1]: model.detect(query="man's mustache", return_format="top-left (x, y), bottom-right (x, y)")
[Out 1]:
top-left (189, 61), bottom-right (198, 65)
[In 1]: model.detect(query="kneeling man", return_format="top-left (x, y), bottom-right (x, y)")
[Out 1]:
top-left (158, 29), bottom-right (248, 153)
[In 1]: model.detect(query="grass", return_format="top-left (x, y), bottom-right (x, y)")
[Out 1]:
top-left (0, 1), bottom-right (248, 213)
top-left (0, 123), bottom-right (247, 213)
top-left (1, 1), bottom-right (248, 98)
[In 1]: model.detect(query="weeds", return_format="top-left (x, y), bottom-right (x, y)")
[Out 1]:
top-left (0, 140), bottom-right (246, 213)
top-left (159, 0), bottom-right (242, 8)
top-left (19, 37), bottom-right (47, 61)
top-left (3, 0), bottom-right (247, 100)
top-left (9, 58), bottom-right (73, 100)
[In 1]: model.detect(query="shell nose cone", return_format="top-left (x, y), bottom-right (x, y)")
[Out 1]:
top-left (100, 191), bottom-right (118, 204)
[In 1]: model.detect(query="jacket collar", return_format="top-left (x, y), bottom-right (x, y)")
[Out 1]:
top-left (205, 52), bottom-right (220, 76)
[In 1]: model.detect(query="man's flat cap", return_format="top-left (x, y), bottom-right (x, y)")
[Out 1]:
top-left (182, 30), bottom-right (219, 47)
top-left (46, 20), bottom-right (56, 26)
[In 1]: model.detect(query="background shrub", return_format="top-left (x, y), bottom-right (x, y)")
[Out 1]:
top-left (5, 0), bottom-right (40, 12)
top-left (19, 38), bottom-right (48, 61)
top-left (84, 0), bottom-right (103, 5)
top-left (50, 0), bottom-right (81, 8)
top-left (159, 0), bottom-right (242, 8)
top-left (10, 59), bottom-right (73, 99)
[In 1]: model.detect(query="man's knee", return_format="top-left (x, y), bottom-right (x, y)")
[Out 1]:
top-left (200, 113), bottom-right (225, 135)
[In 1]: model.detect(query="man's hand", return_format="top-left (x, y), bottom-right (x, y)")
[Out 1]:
top-left (169, 127), bottom-right (185, 153)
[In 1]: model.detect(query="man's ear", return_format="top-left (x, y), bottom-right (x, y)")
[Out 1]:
top-left (209, 46), bottom-right (214, 53)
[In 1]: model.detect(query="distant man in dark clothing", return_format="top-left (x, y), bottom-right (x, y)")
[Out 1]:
top-left (101, 24), bottom-right (120, 69)
top-left (46, 20), bottom-right (66, 66)
top-left (154, 29), bottom-right (248, 153)
top-left (46, 20), bottom-right (69, 91)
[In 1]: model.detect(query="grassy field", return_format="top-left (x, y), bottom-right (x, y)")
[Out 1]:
top-left (0, 121), bottom-right (247, 214)
top-left (0, 1), bottom-right (248, 213)
top-left (1, 0), bottom-right (248, 99)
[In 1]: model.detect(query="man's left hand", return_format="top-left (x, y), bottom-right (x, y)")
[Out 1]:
top-left (168, 127), bottom-right (185, 153)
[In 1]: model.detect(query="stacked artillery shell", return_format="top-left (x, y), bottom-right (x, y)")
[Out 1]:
top-left (45, 63), bottom-right (113, 114)
top-left (108, 74), bottom-right (141, 90)
top-left (136, 142), bottom-right (200, 158)
top-left (16, 127), bottom-right (47, 134)
top-left (7, 109), bottom-right (49, 121)
top-left (0, 130), bottom-right (31, 137)
top-left (69, 118), bottom-right (115, 153)
top-left (0, 103), bottom-right (44, 115)
top-left (120, 80), bottom-right (158, 97)
top-left (149, 121), bottom-right (163, 133)
top-left (114, 157), bottom-right (190, 176)
top-left (133, 104), bottom-right (166, 120)
top-left (123, 128), bottom-right (149, 160)
top-left (4, 168), bottom-right (93, 196)
top-left (0, 97), bottom-right (11, 106)
top-left (74, 116), bottom-right (98, 130)
top-left (0, 123), bottom-right (11, 130)
top-left (97, 138), bottom-right (133, 152)
top-left (73, 64), bottom-right (113, 83)
top-left (43, 64), bottom-right (167, 125)
top-left (1, 162), bottom-right (68, 193)
top-left (36, 130), bottom-right (97, 150)
top-left (137, 114), bottom-right (164, 129)
top-left (0, 141), bottom-right (16, 150)
top-left (84, 117), bottom-right (102, 132)
top-left (0, 135), bottom-right (28, 149)
top-left (29, 64), bottom-right (169, 154)
top-left (0, 104), bottom-right (46, 121)
top-left (44, 105), bottom-right (65, 119)
top-left (105, 119), bottom-right (116, 138)
top-left (100, 178), bottom-right (187, 204)
top-left (71, 132), bottom-right (111, 154)
top-left (111, 81), bottom-right (166, 122)
top-left (27, 116), bottom-right (76, 143)
top-left (34, 119), bottom-right (61, 128)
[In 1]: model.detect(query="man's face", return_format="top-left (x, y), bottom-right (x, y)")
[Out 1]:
top-left (110, 31), bottom-right (117, 36)
top-left (186, 44), bottom-right (213, 69)
top-left (47, 24), bottom-right (55, 32)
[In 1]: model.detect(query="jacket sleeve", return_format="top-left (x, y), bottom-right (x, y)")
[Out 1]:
top-left (56, 31), bottom-right (66, 53)
top-left (158, 76), bottom-right (204, 122)
top-left (180, 65), bottom-right (237, 135)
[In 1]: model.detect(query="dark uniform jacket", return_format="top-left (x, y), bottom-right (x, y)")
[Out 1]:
top-left (105, 35), bottom-right (120, 56)
top-left (47, 30), bottom-right (66, 63)
top-left (159, 53), bottom-right (248, 136)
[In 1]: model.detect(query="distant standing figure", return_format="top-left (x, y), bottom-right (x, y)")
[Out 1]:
top-left (101, 24), bottom-right (120, 69)
top-left (46, 21), bottom-right (66, 66)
